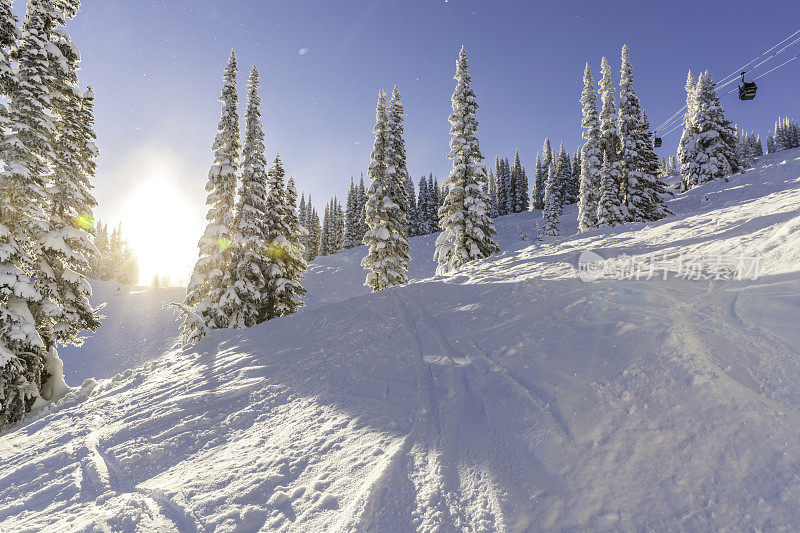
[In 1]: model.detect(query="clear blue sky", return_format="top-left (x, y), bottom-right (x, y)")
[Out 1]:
top-left (63, 0), bottom-right (800, 282)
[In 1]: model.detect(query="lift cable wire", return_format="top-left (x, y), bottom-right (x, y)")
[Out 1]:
top-left (653, 27), bottom-right (800, 134)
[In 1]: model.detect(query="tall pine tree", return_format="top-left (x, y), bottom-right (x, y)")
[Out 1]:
top-left (362, 90), bottom-right (409, 290)
top-left (220, 66), bottom-right (270, 329)
top-left (434, 47), bottom-right (498, 274)
top-left (184, 50), bottom-right (240, 340)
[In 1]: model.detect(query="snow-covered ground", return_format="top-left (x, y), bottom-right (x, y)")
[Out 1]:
top-left (2, 149), bottom-right (800, 531)
top-left (58, 281), bottom-right (184, 386)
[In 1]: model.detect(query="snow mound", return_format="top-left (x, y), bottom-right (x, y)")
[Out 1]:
top-left (3, 149), bottom-right (800, 530)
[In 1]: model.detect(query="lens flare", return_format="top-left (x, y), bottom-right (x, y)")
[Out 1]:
top-left (218, 237), bottom-right (232, 251)
top-left (76, 213), bottom-right (95, 230)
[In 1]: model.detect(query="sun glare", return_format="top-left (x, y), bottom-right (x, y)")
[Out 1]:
top-left (117, 176), bottom-right (200, 286)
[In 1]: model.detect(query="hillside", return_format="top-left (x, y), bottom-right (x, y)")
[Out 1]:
top-left (2, 148), bottom-right (800, 531)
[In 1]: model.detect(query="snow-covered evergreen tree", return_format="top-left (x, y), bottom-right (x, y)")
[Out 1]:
top-left (0, 0), bottom-right (17, 139)
top-left (554, 143), bottom-right (571, 210)
top-left (677, 70), bottom-right (698, 190)
top-left (261, 155), bottom-right (306, 320)
top-left (428, 174), bottom-right (440, 232)
top-left (405, 175), bottom-right (417, 236)
top-left (387, 86), bottom-right (411, 243)
top-left (298, 193), bottom-right (307, 227)
top-left (616, 44), bottom-right (649, 222)
top-left (541, 163), bottom-right (560, 236)
top-left (638, 110), bottom-right (671, 221)
top-left (0, 0), bottom-right (44, 421)
top-left (511, 150), bottom-right (528, 212)
top-left (343, 178), bottom-right (359, 248)
top-left (306, 205), bottom-right (321, 261)
top-left (598, 56), bottom-right (625, 217)
top-left (434, 47), bottom-right (499, 275)
top-left (333, 197), bottom-right (344, 252)
top-left (754, 134), bottom-right (764, 156)
top-left (531, 154), bottom-right (544, 210)
top-left (578, 62), bottom-right (602, 232)
top-left (0, 0), bottom-right (57, 406)
top-left (184, 50), bottom-right (240, 341)
top-left (495, 156), bottom-right (508, 216)
top-left (680, 71), bottom-right (739, 189)
top-left (596, 152), bottom-right (625, 228)
top-left (668, 155), bottom-right (677, 175)
top-left (487, 166), bottom-right (499, 218)
top-left (220, 67), bottom-right (270, 329)
top-left (362, 90), bottom-right (409, 290)
top-left (356, 174), bottom-right (367, 242)
top-left (416, 176), bottom-right (429, 234)
top-left (320, 201), bottom-right (331, 255)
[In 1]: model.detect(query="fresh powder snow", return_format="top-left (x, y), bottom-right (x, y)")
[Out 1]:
top-left (2, 149), bottom-right (800, 530)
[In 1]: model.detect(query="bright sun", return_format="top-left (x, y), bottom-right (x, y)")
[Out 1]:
top-left (118, 176), bottom-right (200, 286)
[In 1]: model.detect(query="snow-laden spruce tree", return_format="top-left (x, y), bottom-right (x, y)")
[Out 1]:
top-left (541, 164), bottom-right (561, 236)
top-left (184, 50), bottom-right (240, 341)
top-left (434, 47), bottom-right (498, 275)
top-left (37, 9), bottom-right (101, 363)
top-left (343, 178), bottom-right (359, 248)
top-left (598, 56), bottom-right (626, 218)
top-left (356, 174), bottom-right (367, 242)
top-left (416, 176), bottom-right (429, 234)
top-left (638, 110), bottom-right (671, 221)
top-left (596, 151), bottom-right (625, 227)
top-left (554, 143), bottom-right (571, 210)
top-left (332, 197), bottom-right (344, 251)
top-left (0, 4), bottom-right (45, 422)
top-left (494, 156), bottom-right (507, 216)
top-left (486, 166), bottom-right (498, 218)
top-left (220, 66), bottom-right (270, 328)
top-left (362, 90), bottom-right (409, 290)
top-left (754, 134), bottom-right (764, 156)
top-left (680, 71), bottom-right (739, 189)
top-left (0, 0), bottom-right (57, 405)
top-left (306, 206), bottom-right (321, 261)
top-left (0, 0), bottom-right (16, 137)
top-left (405, 175), bottom-right (417, 236)
top-left (387, 86), bottom-right (411, 241)
top-left (429, 175), bottom-right (441, 230)
top-left (261, 156), bottom-right (306, 320)
top-left (531, 154), bottom-right (543, 210)
top-left (511, 150), bottom-right (528, 212)
top-left (616, 44), bottom-right (647, 221)
top-left (677, 70), bottom-right (698, 190)
top-left (578, 63), bottom-right (602, 232)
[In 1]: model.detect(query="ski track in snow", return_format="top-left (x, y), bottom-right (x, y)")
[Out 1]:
top-left (3, 149), bottom-right (800, 530)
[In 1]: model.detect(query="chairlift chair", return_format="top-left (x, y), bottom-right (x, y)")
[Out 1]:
top-left (653, 137), bottom-right (663, 148)
top-left (738, 72), bottom-right (757, 100)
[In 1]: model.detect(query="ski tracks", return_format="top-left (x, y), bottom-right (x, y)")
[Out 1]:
top-left (78, 414), bottom-right (203, 532)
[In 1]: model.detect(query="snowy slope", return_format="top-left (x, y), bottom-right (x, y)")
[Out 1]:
top-left (58, 281), bottom-right (184, 386)
top-left (2, 149), bottom-right (800, 531)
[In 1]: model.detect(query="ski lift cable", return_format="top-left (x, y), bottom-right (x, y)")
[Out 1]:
top-left (721, 53), bottom-right (800, 96)
top-left (660, 120), bottom-right (686, 138)
top-left (656, 36), bottom-right (800, 133)
top-left (654, 27), bottom-right (800, 133)
top-left (660, 52), bottom-right (800, 138)
top-left (715, 27), bottom-right (800, 86)
top-left (653, 105), bottom-right (687, 133)
top-left (717, 34), bottom-right (800, 91)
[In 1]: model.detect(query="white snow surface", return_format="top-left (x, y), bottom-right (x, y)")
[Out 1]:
top-left (57, 281), bottom-right (184, 385)
top-left (3, 149), bottom-right (800, 531)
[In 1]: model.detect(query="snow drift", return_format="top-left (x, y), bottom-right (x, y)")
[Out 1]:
top-left (2, 149), bottom-right (800, 531)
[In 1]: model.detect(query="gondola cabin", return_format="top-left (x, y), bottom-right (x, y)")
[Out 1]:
top-left (738, 72), bottom-right (757, 101)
